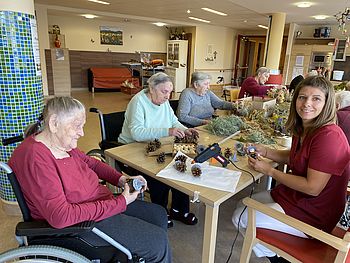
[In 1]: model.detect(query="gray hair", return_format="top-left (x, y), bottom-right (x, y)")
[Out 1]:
top-left (191, 72), bottom-right (212, 86)
top-left (255, 67), bottom-right (270, 76)
top-left (147, 72), bottom-right (173, 90)
top-left (25, 96), bottom-right (85, 137)
top-left (336, 91), bottom-right (350, 109)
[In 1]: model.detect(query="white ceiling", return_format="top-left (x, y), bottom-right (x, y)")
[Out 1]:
top-left (35, 0), bottom-right (348, 32)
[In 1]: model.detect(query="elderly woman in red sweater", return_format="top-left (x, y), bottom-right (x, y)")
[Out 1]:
top-left (238, 67), bottom-right (271, 98)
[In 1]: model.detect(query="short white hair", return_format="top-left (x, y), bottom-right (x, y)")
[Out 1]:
top-left (335, 91), bottom-right (350, 109)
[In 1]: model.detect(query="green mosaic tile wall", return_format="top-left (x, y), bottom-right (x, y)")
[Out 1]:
top-left (0, 11), bottom-right (43, 202)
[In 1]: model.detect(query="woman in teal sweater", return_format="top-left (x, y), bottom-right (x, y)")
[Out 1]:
top-left (119, 72), bottom-right (198, 227)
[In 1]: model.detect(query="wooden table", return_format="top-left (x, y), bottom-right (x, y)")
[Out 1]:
top-left (105, 130), bottom-right (266, 263)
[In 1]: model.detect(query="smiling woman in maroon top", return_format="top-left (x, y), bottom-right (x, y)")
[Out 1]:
top-left (232, 76), bottom-right (350, 262)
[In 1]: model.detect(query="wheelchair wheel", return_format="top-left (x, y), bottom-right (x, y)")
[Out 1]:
top-left (0, 245), bottom-right (91, 263)
top-left (87, 149), bottom-right (106, 163)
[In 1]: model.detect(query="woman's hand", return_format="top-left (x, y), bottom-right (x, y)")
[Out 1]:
top-left (246, 144), bottom-right (267, 158)
top-left (121, 184), bottom-right (139, 205)
top-left (247, 155), bottom-right (274, 176)
top-left (169, 128), bottom-right (185, 138)
top-left (184, 128), bottom-right (199, 137)
top-left (201, 119), bottom-right (210, 125)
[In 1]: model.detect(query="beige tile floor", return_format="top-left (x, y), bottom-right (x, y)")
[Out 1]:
top-left (0, 90), bottom-right (269, 263)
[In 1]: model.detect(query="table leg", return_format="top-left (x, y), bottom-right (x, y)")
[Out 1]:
top-left (202, 204), bottom-right (219, 263)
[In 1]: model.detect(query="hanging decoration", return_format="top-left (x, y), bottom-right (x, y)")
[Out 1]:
top-left (335, 7), bottom-right (350, 35)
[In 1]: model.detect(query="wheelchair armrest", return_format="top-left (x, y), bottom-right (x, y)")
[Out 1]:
top-left (16, 220), bottom-right (95, 237)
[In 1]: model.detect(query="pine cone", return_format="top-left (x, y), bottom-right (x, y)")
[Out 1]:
top-left (153, 138), bottom-right (161, 149)
top-left (146, 143), bottom-right (157, 153)
top-left (174, 160), bottom-right (187, 172)
top-left (174, 134), bottom-right (199, 144)
top-left (157, 152), bottom-right (166, 163)
top-left (175, 155), bottom-right (187, 163)
top-left (224, 148), bottom-right (233, 159)
top-left (191, 164), bottom-right (202, 177)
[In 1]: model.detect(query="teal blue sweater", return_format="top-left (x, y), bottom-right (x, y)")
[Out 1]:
top-left (118, 90), bottom-right (187, 144)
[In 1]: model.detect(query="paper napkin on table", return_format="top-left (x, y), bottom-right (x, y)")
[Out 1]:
top-left (156, 151), bottom-right (241, 193)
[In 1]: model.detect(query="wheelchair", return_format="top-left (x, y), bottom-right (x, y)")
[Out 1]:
top-left (86, 107), bottom-right (125, 163)
top-left (0, 137), bottom-right (144, 263)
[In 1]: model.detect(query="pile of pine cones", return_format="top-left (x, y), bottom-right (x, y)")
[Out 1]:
top-left (174, 154), bottom-right (187, 172)
top-left (145, 138), bottom-right (162, 153)
top-left (174, 134), bottom-right (199, 144)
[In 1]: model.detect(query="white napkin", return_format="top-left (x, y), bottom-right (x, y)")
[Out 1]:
top-left (156, 151), bottom-right (241, 193)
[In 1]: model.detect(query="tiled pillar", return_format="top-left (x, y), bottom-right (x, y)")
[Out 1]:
top-left (0, 0), bottom-right (44, 214)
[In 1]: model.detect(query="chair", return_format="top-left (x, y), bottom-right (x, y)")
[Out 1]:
top-left (239, 197), bottom-right (350, 263)
top-left (0, 162), bottom-right (142, 263)
top-left (230, 88), bottom-right (241, 101)
top-left (222, 85), bottom-right (240, 101)
top-left (87, 108), bottom-right (125, 162)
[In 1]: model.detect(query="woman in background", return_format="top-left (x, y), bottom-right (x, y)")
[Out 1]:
top-left (238, 67), bottom-right (271, 98)
top-left (335, 90), bottom-right (350, 144)
top-left (177, 72), bottom-right (234, 127)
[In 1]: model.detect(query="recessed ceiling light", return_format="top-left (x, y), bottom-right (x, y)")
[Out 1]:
top-left (243, 20), bottom-right (248, 23)
top-left (188, 16), bottom-right (211, 23)
top-left (187, 9), bottom-right (191, 14)
top-left (295, 2), bottom-right (312, 8)
top-left (152, 22), bottom-right (167, 27)
top-left (258, 24), bottom-right (269, 29)
top-left (88, 0), bottom-right (110, 5)
top-left (312, 15), bottom-right (329, 20)
top-left (81, 14), bottom-right (98, 19)
top-left (201, 7), bottom-right (227, 16)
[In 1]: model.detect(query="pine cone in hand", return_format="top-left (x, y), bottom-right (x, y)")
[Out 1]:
top-left (224, 148), bottom-right (233, 159)
top-left (157, 152), bottom-right (166, 163)
top-left (175, 154), bottom-right (187, 163)
top-left (191, 164), bottom-right (202, 177)
top-left (174, 160), bottom-right (187, 172)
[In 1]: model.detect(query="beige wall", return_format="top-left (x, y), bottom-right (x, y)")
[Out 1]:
top-left (47, 15), bottom-right (168, 52)
top-left (193, 25), bottom-right (237, 84)
top-left (1, 0), bottom-right (34, 14)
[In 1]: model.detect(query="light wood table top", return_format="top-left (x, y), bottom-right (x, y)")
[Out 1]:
top-left (104, 129), bottom-right (269, 263)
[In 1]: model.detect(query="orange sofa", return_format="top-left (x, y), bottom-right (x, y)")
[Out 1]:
top-left (88, 67), bottom-right (139, 92)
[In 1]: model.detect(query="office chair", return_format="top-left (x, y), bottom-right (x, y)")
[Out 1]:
top-left (0, 161), bottom-right (143, 263)
top-left (239, 197), bottom-right (350, 263)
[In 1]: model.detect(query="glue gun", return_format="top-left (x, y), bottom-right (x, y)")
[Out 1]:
top-left (194, 143), bottom-right (228, 167)
top-left (193, 131), bottom-right (240, 167)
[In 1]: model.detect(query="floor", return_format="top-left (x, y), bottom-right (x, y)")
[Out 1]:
top-left (0, 90), bottom-right (269, 263)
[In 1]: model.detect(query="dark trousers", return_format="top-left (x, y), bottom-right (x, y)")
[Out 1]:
top-left (121, 165), bottom-right (190, 214)
top-left (79, 200), bottom-right (171, 263)
top-left (146, 175), bottom-right (190, 213)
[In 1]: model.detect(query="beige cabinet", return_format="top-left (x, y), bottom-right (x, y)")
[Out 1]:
top-left (165, 67), bottom-right (187, 93)
top-left (287, 44), bottom-right (334, 83)
top-left (166, 40), bottom-right (188, 92)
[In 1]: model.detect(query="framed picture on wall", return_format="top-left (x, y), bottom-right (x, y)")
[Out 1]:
top-left (100, 26), bottom-right (123, 45)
